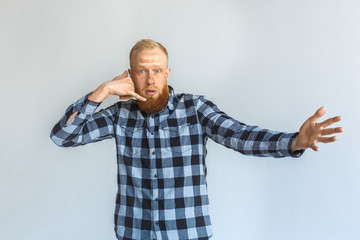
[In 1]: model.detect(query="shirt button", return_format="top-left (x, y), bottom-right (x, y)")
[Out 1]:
top-left (152, 151), bottom-right (155, 155)
top-left (151, 132), bottom-right (154, 135)
top-left (154, 174), bottom-right (158, 178)
top-left (155, 198), bottom-right (158, 201)
top-left (156, 222), bottom-right (159, 226)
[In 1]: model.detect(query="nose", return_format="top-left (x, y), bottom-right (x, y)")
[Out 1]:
top-left (146, 71), bottom-right (155, 85)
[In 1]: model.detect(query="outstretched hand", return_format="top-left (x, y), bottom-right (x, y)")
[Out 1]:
top-left (291, 107), bottom-right (344, 152)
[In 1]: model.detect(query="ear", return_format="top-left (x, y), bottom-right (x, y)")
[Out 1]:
top-left (166, 68), bottom-right (171, 81)
top-left (128, 68), bottom-right (132, 78)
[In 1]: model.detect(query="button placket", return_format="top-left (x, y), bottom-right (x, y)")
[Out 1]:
top-left (147, 114), bottom-right (160, 234)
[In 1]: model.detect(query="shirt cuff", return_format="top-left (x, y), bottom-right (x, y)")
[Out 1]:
top-left (288, 132), bottom-right (305, 158)
top-left (77, 93), bottom-right (102, 115)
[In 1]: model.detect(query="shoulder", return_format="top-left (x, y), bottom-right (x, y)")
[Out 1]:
top-left (100, 99), bottom-right (139, 117)
top-left (174, 92), bottom-right (203, 103)
top-left (171, 93), bottom-right (202, 109)
top-left (174, 95), bottom-right (222, 119)
top-left (169, 86), bottom-right (217, 110)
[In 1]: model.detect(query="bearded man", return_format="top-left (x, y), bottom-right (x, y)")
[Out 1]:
top-left (50, 39), bottom-right (343, 240)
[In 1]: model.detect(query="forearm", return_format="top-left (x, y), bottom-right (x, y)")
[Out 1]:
top-left (50, 93), bottom-right (117, 147)
top-left (211, 123), bottom-right (302, 158)
top-left (88, 83), bottom-right (111, 102)
top-left (65, 84), bottom-right (111, 125)
top-left (197, 96), bottom-right (303, 158)
top-left (66, 111), bottom-right (78, 125)
top-left (51, 94), bottom-right (101, 147)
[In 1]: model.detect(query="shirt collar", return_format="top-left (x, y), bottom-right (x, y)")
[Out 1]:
top-left (166, 85), bottom-right (176, 111)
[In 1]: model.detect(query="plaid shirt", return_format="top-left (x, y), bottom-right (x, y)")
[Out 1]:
top-left (50, 86), bottom-right (303, 240)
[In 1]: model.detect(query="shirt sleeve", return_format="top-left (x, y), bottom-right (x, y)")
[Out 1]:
top-left (50, 93), bottom-right (118, 147)
top-left (196, 96), bottom-right (304, 158)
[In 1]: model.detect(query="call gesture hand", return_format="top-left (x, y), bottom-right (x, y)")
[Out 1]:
top-left (88, 71), bottom-right (146, 103)
top-left (66, 71), bottom-right (146, 125)
top-left (291, 107), bottom-right (344, 152)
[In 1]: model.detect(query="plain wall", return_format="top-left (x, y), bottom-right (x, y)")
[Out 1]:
top-left (1, 0), bottom-right (359, 239)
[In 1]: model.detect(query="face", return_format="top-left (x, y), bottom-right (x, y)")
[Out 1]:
top-left (129, 48), bottom-right (171, 113)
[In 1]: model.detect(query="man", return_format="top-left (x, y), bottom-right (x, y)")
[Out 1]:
top-left (50, 39), bottom-right (343, 240)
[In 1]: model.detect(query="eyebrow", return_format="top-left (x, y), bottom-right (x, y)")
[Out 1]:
top-left (136, 64), bottom-right (164, 68)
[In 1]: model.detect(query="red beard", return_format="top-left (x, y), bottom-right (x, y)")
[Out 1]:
top-left (135, 85), bottom-right (169, 113)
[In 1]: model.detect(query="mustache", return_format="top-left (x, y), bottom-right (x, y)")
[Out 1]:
top-left (144, 86), bottom-right (159, 91)
top-left (136, 86), bottom-right (161, 99)
top-left (136, 85), bottom-right (169, 113)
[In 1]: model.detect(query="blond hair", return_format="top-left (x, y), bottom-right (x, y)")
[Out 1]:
top-left (129, 39), bottom-right (168, 68)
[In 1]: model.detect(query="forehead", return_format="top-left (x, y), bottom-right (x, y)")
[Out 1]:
top-left (132, 48), bottom-right (168, 67)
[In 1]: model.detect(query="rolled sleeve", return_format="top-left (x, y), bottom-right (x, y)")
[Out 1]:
top-left (50, 93), bottom-right (116, 147)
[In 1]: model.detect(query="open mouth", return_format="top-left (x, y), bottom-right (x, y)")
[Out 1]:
top-left (145, 89), bottom-right (158, 96)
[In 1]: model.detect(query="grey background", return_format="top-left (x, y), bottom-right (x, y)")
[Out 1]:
top-left (1, 0), bottom-right (359, 239)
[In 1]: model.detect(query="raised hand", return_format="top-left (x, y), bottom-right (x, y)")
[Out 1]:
top-left (109, 71), bottom-right (147, 101)
top-left (66, 71), bottom-right (146, 124)
top-left (88, 71), bottom-right (146, 103)
top-left (291, 107), bottom-right (344, 152)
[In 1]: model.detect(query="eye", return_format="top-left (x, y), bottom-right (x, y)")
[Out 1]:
top-left (154, 69), bottom-right (161, 73)
top-left (139, 70), bottom-right (146, 74)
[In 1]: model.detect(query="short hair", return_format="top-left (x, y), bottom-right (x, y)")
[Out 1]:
top-left (129, 39), bottom-right (168, 68)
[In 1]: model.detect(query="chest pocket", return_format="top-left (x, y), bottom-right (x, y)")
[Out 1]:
top-left (118, 121), bottom-right (145, 157)
top-left (159, 117), bottom-right (197, 153)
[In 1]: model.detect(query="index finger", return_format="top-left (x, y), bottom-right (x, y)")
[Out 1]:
top-left (128, 90), bottom-right (147, 101)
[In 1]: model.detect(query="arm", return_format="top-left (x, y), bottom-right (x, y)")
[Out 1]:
top-left (50, 94), bottom-right (116, 147)
top-left (50, 71), bottom-right (147, 147)
top-left (196, 96), bottom-right (302, 158)
top-left (196, 97), bottom-right (344, 157)
top-left (65, 71), bottom-right (146, 124)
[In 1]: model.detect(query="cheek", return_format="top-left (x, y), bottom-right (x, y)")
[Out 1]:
top-left (161, 73), bottom-right (168, 83)
top-left (133, 77), bottom-right (145, 89)
top-left (158, 76), bottom-right (168, 89)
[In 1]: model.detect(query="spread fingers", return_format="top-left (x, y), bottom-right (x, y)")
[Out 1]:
top-left (321, 127), bottom-right (344, 136)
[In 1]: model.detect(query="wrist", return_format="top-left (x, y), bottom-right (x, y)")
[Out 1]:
top-left (291, 135), bottom-right (301, 152)
top-left (88, 83), bottom-right (110, 103)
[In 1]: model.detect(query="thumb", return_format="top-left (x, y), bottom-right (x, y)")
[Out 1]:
top-left (310, 106), bottom-right (327, 122)
top-left (119, 70), bottom-right (128, 78)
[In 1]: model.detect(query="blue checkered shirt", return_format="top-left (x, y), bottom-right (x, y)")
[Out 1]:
top-left (50, 86), bottom-right (303, 240)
